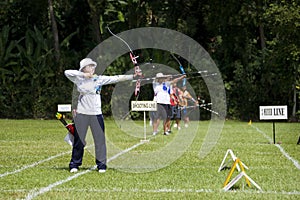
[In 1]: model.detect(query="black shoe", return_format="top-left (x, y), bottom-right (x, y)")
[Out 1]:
top-left (97, 163), bottom-right (107, 171)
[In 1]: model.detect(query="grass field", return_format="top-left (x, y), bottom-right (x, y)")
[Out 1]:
top-left (0, 119), bottom-right (299, 200)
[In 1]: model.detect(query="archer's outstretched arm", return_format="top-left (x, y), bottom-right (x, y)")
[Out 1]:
top-left (171, 74), bottom-right (186, 84)
top-left (94, 75), bottom-right (134, 86)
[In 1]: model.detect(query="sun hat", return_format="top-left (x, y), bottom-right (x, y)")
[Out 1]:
top-left (79, 58), bottom-right (97, 71)
top-left (156, 73), bottom-right (169, 79)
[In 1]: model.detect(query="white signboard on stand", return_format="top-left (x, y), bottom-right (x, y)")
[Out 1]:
top-left (259, 105), bottom-right (288, 120)
top-left (131, 101), bottom-right (157, 112)
top-left (259, 105), bottom-right (288, 144)
top-left (131, 101), bottom-right (157, 142)
top-left (57, 104), bottom-right (72, 112)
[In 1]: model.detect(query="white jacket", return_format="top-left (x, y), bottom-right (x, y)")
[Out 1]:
top-left (65, 70), bottom-right (133, 115)
top-left (152, 81), bottom-right (172, 105)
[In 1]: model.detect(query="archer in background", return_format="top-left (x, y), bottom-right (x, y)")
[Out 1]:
top-left (151, 73), bottom-right (186, 136)
top-left (169, 82), bottom-right (184, 130)
top-left (181, 85), bottom-right (199, 128)
top-left (65, 58), bottom-right (141, 173)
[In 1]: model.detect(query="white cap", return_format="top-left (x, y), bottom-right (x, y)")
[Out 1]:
top-left (79, 58), bottom-right (97, 71)
top-left (156, 72), bottom-right (168, 78)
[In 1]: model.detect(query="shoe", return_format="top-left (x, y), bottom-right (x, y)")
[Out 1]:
top-left (178, 126), bottom-right (181, 130)
top-left (98, 169), bottom-right (106, 173)
top-left (70, 168), bottom-right (78, 173)
top-left (167, 130), bottom-right (172, 134)
top-left (173, 124), bottom-right (177, 128)
top-left (153, 131), bottom-right (158, 136)
top-left (164, 132), bottom-right (169, 135)
top-left (185, 124), bottom-right (188, 128)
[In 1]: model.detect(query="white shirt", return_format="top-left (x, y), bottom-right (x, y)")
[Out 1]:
top-left (65, 70), bottom-right (133, 115)
top-left (152, 81), bottom-right (172, 105)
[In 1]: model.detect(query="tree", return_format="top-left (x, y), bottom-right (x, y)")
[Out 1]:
top-left (202, 0), bottom-right (299, 120)
top-left (48, 0), bottom-right (60, 63)
top-left (263, 0), bottom-right (300, 118)
top-left (0, 0), bottom-right (299, 119)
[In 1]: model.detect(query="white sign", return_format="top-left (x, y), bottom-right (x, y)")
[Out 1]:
top-left (57, 104), bottom-right (72, 112)
top-left (259, 105), bottom-right (288, 120)
top-left (131, 101), bottom-right (157, 111)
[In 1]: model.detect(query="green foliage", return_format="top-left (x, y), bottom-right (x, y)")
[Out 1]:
top-left (203, 0), bottom-right (300, 120)
top-left (0, 25), bottom-right (74, 118)
top-left (0, 0), bottom-right (299, 119)
top-left (0, 25), bottom-right (19, 84)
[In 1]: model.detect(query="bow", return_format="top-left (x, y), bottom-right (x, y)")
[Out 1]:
top-left (171, 53), bottom-right (186, 87)
top-left (107, 27), bottom-right (143, 98)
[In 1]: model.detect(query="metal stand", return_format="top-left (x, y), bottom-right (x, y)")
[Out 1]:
top-left (140, 111), bottom-right (149, 143)
top-left (273, 121), bottom-right (276, 144)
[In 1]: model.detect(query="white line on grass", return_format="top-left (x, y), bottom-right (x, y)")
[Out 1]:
top-left (5, 187), bottom-right (297, 196)
top-left (24, 141), bottom-right (145, 200)
top-left (0, 150), bottom-right (71, 178)
top-left (252, 125), bottom-right (300, 170)
top-left (2, 187), bottom-right (300, 196)
top-left (66, 188), bottom-right (300, 195)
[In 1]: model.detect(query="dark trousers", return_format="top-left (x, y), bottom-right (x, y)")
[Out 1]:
top-left (69, 114), bottom-right (106, 170)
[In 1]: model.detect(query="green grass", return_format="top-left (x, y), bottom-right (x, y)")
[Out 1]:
top-left (0, 119), bottom-right (299, 199)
